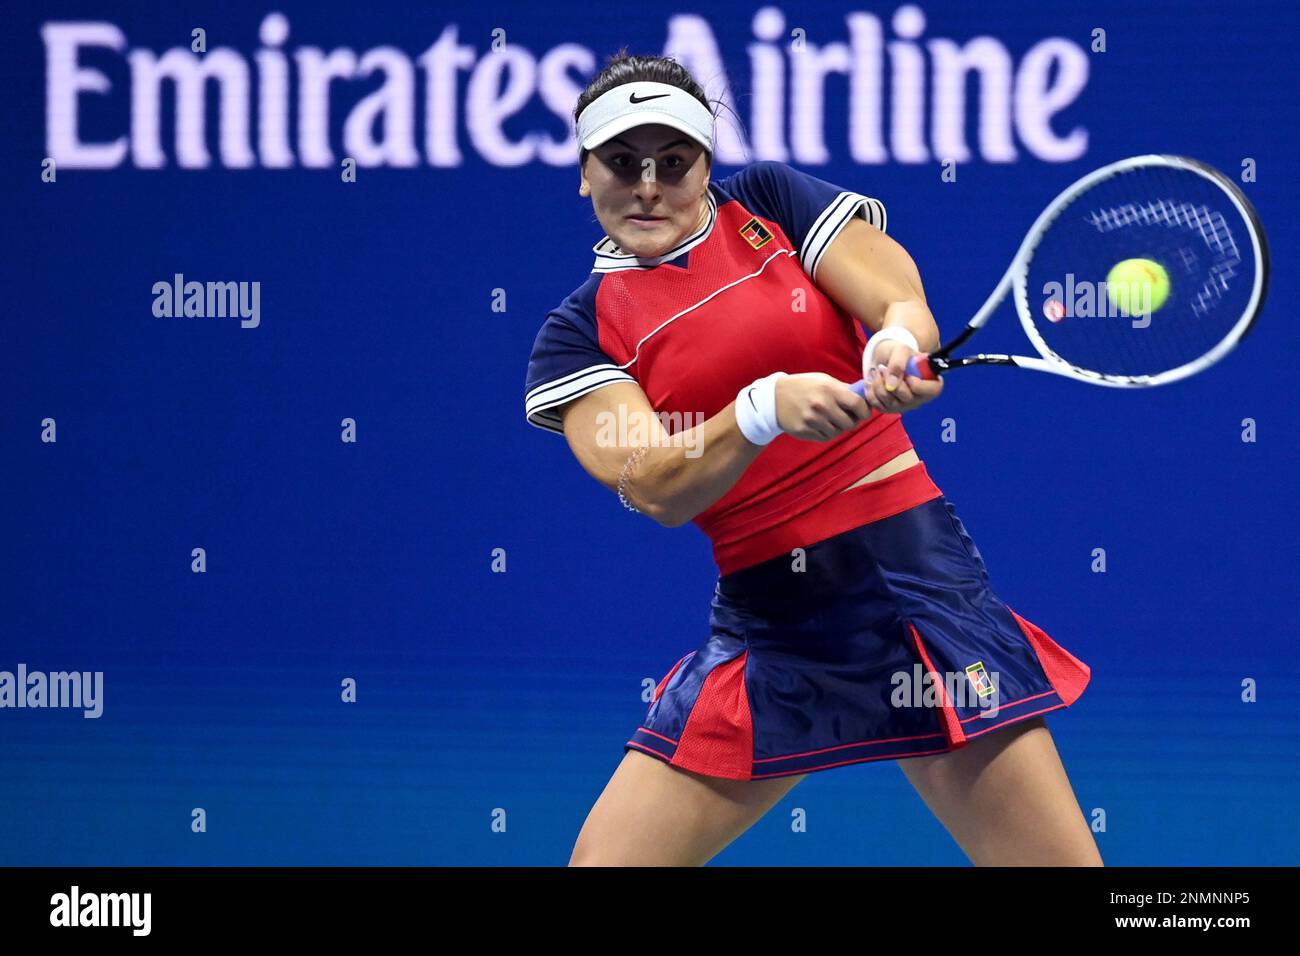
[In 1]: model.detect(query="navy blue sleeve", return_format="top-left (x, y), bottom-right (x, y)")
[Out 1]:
top-left (524, 277), bottom-right (635, 435)
top-left (716, 161), bottom-right (887, 280)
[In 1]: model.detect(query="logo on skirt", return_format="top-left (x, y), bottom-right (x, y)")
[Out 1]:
top-left (965, 661), bottom-right (996, 697)
top-left (890, 664), bottom-right (1000, 716)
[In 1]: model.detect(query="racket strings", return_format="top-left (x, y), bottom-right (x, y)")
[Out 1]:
top-left (1022, 162), bottom-right (1259, 380)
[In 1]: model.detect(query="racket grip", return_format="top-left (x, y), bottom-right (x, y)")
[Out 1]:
top-left (907, 354), bottom-right (937, 380)
top-left (849, 355), bottom-right (937, 396)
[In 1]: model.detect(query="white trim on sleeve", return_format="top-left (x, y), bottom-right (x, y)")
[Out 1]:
top-left (802, 192), bottom-right (887, 281)
top-left (524, 365), bottom-right (637, 434)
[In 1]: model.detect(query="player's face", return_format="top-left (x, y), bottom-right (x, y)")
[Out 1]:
top-left (581, 124), bottom-right (711, 258)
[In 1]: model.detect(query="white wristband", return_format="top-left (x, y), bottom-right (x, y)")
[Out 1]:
top-left (734, 372), bottom-right (788, 446)
top-left (862, 325), bottom-right (920, 376)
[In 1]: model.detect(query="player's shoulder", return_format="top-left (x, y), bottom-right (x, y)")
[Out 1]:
top-left (542, 271), bottom-right (604, 330)
top-left (711, 160), bottom-right (840, 226)
top-left (713, 159), bottom-right (799, 197)
top-left (741, 159), bottom-right (800, 181)
top-left (525, 270), bottom-right (633, 433)
top-left (724, 158), bottom-right (797, 179)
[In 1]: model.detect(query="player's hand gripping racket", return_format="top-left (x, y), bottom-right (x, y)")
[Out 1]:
top-left (848, 154), bottom-right (1268, 396)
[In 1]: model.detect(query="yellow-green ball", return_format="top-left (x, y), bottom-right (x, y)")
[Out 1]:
top-left (1106, 258), bottom-right (1170, 316)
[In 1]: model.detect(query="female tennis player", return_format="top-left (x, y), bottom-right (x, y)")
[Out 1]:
top-left (524, 52), bottom-right (1101, 867)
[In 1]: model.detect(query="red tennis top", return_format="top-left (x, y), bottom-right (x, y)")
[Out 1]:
top-left (524, 161), bottom-right (941, 575)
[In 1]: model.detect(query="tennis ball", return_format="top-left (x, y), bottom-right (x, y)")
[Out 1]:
top-left (1106, 258), bottom-right (1170, 316)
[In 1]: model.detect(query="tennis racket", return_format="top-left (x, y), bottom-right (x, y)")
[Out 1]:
top-left (848, 154), bottom-right (1268, 395)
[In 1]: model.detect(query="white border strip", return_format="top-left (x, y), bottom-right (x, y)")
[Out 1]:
top-left (803, 192), bottom-right (887, 280)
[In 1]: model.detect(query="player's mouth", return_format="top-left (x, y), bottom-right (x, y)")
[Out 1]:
top-left (626, 214), bottom-right (667, 228)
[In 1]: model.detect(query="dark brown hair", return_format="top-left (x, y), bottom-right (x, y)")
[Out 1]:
top-left (574, 50), bottom-right (715, 169)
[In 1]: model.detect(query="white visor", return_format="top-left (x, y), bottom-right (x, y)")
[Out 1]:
top-left (576, 81), bottom-right (714, 154)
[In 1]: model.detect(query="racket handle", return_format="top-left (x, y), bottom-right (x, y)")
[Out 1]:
top-left (848, 355), bottom-right (938, 396)
top-left (907, 354), bottom-right (937, 380)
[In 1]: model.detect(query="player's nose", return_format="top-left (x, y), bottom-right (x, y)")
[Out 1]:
top-left (632, 169), bottom-right (663, 200)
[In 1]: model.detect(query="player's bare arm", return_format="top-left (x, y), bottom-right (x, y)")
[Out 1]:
top-left (814, 217), bottom-right (944, 414)
top-left (557, 381), bottom-right (761, 527)
top-left (557, 376), bottom-right (870, 528)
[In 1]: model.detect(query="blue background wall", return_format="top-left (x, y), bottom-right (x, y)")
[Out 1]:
top-left (2, 0), bottom-right (1297, 865)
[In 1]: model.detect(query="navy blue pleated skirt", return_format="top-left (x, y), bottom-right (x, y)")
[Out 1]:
top-left (625, 497), bottom-right (1090, 780)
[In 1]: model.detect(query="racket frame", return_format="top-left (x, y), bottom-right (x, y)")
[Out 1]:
top-left (932, 153), bottom-right (1270, 387)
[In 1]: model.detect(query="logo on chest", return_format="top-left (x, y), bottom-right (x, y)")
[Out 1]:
top-left (737, 217), bottom-right (774, 250)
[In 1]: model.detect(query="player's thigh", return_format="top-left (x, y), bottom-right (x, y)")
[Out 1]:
top-left (570, 749), bottom-right (806, 866)
top-left (898, 717), bottom-right (1102, 866)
